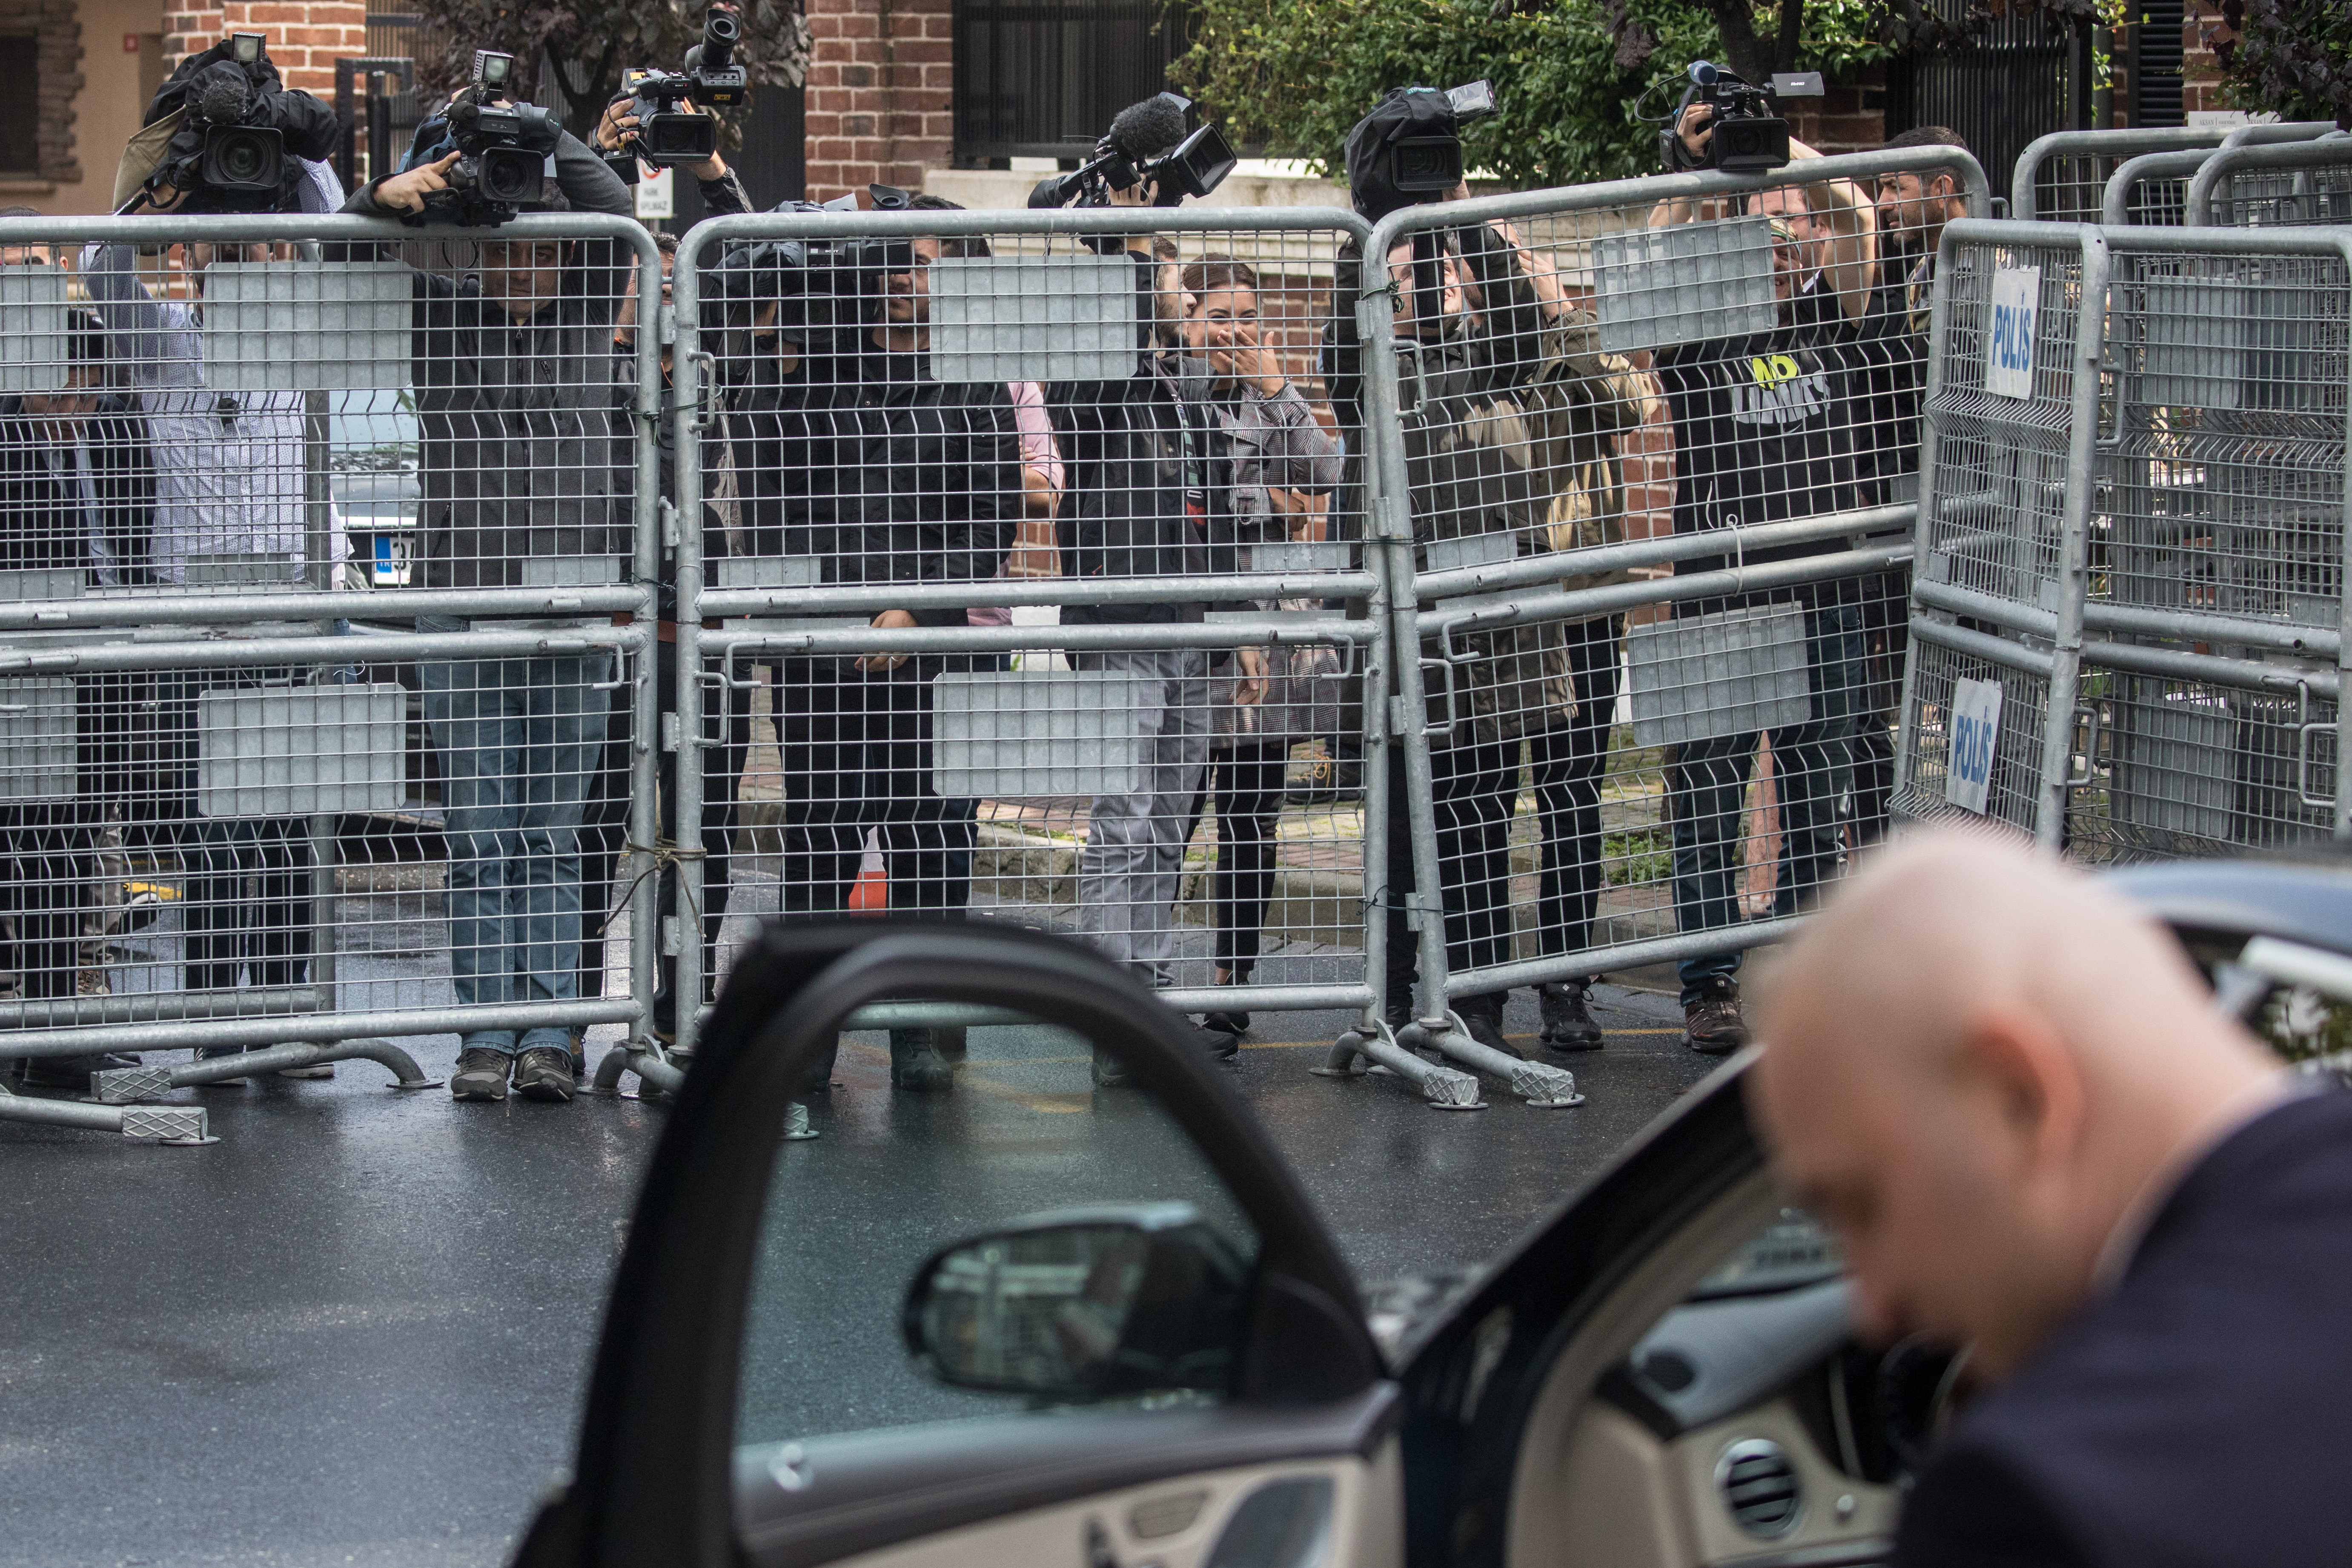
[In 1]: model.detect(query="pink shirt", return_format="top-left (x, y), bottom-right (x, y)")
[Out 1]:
top-left (969, 381), bottom-right (1063, 628)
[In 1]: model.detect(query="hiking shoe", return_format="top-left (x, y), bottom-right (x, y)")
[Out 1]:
top-left (513, 1046), bottom-right (576, 1103)
top-left (1540, 981), bottom-right (1604, 1052)
top-left (890, 1028), bottom-right (954, 1092)
top-left (1684, 978), bottom-right (1750, 1055)
top-left (450, 1046), bottom-right (511, 1101)
top-left (1455, 996), bottom-right (1520, 1059)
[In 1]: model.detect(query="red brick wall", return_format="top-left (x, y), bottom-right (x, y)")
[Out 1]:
top-left (165, 0), bottom-right (366, 97)
top-left (1785, 72), bottom-right (1890, 159)
top-left (802, 0), bottom-right (952, 203)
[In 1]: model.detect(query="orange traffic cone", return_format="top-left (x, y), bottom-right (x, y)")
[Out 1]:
top-left (849, 828), bottom-right (888, 914)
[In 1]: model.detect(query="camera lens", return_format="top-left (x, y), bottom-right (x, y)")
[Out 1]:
top-left (218, 132), bottom-right (268, 183)
top-left (480, 148), bottom-right (542, 202)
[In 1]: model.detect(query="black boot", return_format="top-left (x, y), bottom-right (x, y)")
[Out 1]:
top-left (1540, 981), bottom-right (1604, 1052)
top-left (1455, 994), bottom-right (1518, 1058)
top-left (890, 1027), bottom-right (954, 1092)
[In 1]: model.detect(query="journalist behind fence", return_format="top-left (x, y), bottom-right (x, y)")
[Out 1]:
top-left (1648, 104), bottom-right (1880, 1054)
top-left (352, 103), bottom-right (635, 1105)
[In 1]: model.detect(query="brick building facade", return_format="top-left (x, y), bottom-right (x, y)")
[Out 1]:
top-left (799, 0), bottom-right (951, 201)
top-left (163, 0), bottom-right (364, 98)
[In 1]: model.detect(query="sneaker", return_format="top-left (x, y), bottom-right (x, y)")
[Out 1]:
top-left (75, 965), bottom-right (110, 996)
top-left (1540, 981), bottom-right (1604, 1052)
top-left (450, 1046), bottom-right (511, 1102)
top-left (1684, 977), bottom-right (1750, 1055)
top-left (1455, 996), bottom-right (1519, 1059)
top-left (194, 1044), bottom-right (251, 1086)
top-left (513, 1046), bottom-right (576, 1103)
top-left (889, 1028), bottom-right (954, 1092)
top-left (1201, 1009), bottom-right (1250, 1038)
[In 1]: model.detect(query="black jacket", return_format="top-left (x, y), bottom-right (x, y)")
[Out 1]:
top-left (1048, 252), bottom-right (1201, 626)
top-left (794, 341), bottom-right (1022, 628)
top-left (0, 396), bottom-right (155, 582)
top-left (344, 131), bottom-right (636, 593)
top-left (1895, 1087), bottom-right (2352, 1568)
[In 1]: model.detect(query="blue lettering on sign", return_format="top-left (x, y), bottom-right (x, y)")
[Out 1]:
top-left (1990, 300), bottom-right (2035, 374)
top-left (1952, 711), bottom-right (1993, 784)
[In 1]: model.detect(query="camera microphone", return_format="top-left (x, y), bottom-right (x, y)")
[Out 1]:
top-left (196, 69), bottom-right (249, 126)
top-left (1105, 93), bottom-right (1187, 163)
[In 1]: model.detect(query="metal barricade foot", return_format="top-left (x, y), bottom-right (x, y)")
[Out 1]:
top-left (1329, 1021), bottom-right (1484, 1109)
top-left (0, 1084), bottom-right (215, 1144)
top-left (594, 1041), bottom-right (686, 1099)
top-left (92, 1040), bottom-right (440, 1102)
top-left (1422, 1012), bottom-right (1584, 1108)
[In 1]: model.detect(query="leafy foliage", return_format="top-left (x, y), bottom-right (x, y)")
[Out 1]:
top-left (1171, 0), bottom-right (1893, 189)
top-left (406, 0), bottom-right (811, 143)
top-left (2209, 0), bottom-right (2352, 125)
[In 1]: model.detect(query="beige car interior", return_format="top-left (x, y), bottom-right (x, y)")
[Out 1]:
top-left (831, 1441), bottom-right (1405, 1568)
top-left (1508, 1169), bottom-right (1903, 1568)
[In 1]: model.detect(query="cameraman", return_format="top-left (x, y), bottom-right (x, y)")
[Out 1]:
top-left (77, 46), bottom-right (343, 1078)
top-left (1649, 107), bottom-right (1879, 1054)
top-left (358, 114), bottom-right (635, 1105)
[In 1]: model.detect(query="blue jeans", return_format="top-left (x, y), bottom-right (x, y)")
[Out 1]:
top-left (1672, 600), bottom-right (1865, 1005)
top-left (420, 645), bottom-right (613, 1055)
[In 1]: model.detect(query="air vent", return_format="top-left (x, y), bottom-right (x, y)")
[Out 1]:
top-left (1716, 1438), bottom-right (1801, 1538)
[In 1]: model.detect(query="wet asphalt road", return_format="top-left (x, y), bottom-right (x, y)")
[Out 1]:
top-left (0, 981), bottom-right (1714, 1568)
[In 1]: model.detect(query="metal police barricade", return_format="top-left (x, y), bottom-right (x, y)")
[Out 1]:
top-left (1893, 219), bottom-right (2110, 849)
top-left (0, 209), bottom-right (665, 1137)
top-left (2070, 224), bottom-right (2352, 861)
top-left (643, 205), bottom-right (1474, 1105)
top-left (1356, 148), bottom-right (1984, 1097)
top-left (2013, 122), bottom-right (2335, 225)
top-left (2187, 137), bottom-right (2352, 229)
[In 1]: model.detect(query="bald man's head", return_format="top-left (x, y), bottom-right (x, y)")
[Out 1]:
top-left (1752, 834), bottom-right (2280, 1381)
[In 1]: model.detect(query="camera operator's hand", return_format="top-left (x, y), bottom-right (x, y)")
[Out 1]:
top-left (1676, 101), bottom-right (1714, 164)
top-left (1106, 175), bottom-right (1160, 208)
top-left (599, 97), bottom-right (729, 183)
top-left (372, 151), bottom-right (461, 215)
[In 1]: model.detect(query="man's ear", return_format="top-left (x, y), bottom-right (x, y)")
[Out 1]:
top-left (1960, 1006), bottom-right (2086, 1171)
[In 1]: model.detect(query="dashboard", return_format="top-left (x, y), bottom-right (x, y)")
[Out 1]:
top-left (1553, 1213), bottom-right (1962, 1568)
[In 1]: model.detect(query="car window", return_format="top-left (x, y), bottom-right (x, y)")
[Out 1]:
top-left (733, 1003), bottom-right (1262, 1450)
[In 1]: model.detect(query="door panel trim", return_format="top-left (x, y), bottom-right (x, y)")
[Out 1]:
top-left (736, 1385), bottom-right (1402, 1564)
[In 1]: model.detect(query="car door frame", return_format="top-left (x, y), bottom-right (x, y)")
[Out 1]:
top-left (512, 919), bottom-right (1390, 1568)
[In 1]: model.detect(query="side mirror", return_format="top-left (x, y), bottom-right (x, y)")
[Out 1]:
top-left (902, 1203), bottom-right (1250, 1404)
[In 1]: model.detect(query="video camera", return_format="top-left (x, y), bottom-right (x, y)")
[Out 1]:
top-left (1026, 92), bottom-right (1236, 211)
top-left (711, 188), bottom-right (920, 349)
top-left (1341, 81), bottom-right (1495, 223)
top-left (406, 50), bottom-right (561, 226)
top-left (608, 8), bottom-right (748, 175)
top-left (1659, 61), bottom-right (1823, 175)
top-left (135, 32), bottom-right (341, 213)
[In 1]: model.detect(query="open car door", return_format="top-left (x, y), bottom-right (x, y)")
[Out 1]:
top-left (513, 920), bottom-right (1401, 1568)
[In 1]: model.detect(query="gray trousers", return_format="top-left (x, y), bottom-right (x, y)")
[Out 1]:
top-left (1075, 647), bottom-right (1210, 986)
